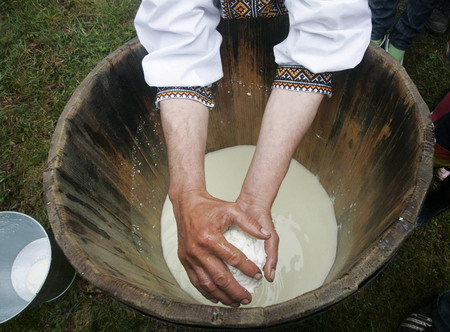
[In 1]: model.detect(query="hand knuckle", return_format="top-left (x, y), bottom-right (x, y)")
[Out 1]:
top-left (269, 231), bottom-right (280, 245)
top-left (273, 233), bottom-right (280, 245)
top-left (227, 251), bottom-right (241, 267)
top-left (213, 273), bottom-right (231, 289)
top-left (197, 231), bottom-right (215, 247)
top-left (198, 279), bottom-right (216, 292)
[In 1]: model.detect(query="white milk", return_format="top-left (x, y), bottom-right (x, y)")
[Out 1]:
top-left (11, 238), bottom-right (51, 302)
top-left (160, 145), bottom-right (337, 307)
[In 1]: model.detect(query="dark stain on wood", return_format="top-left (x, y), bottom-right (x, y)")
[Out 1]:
top-left (64, 206), bottom-right (111, 240)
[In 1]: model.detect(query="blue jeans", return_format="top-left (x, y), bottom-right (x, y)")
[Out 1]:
top-left (433, 291), bottom-right (450, 332)
top-left (369, 0), bottom-right (438, 50)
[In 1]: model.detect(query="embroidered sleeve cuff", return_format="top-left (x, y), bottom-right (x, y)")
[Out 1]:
top-left (155, 86), bottom-right (215, 108)
top-left (272, 65), bottom-right (333, 97)
top-left (220, 0), bottom-right (287, 19)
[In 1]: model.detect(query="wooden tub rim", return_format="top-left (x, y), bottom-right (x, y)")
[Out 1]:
top-left (44, 38), bottom-right (434, 328)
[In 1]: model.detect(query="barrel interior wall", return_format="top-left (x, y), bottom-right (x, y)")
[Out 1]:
top-left (219, 18), bottom-right (289, 90)
top-left (208, 81), bottom-right (268, 150)
top-left (51, 51), bottom-right (186, 299)
top-left (210, 19), bottom-right (287, 151)
top-left (294, 51), bottom-right (424, 280)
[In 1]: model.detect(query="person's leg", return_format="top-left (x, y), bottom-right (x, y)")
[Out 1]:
top-left (426, 0), bottom-right (450, 35)
top-left (432, 91), bottom-right (450, 123)
top-left (369, 0), bottom-right (401, 41)
top-left (418, 174), bottom-right (450, 226)
top-left (432, 291), bottom-right (450, 332)
top-left (389, 0), bottom-right (439, 50)
top-left (418, 91), bottom-right (450, 225)
top-left (398, 291), bottom-right (450, 331)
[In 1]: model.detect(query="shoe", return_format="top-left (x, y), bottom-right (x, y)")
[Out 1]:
top-left (398, 313), bottom-right (436, 331)
top-left (385, 37), bottom-right (405, 64)
top-left (434, 167), bottom-right (450, 181)
top-left (426, 8), bottom-right (450, 35)
top-left (372, 35), bottom-right (387, 47)
top-left (398, 303), bottom-right (437, 331)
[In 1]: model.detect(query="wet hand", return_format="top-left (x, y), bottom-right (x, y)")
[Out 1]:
top-left (171, 190), bottom-right (271, 306)
top-left (236, 195), bottom-right (279, 282)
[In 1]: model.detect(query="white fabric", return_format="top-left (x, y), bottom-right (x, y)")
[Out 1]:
top-left (134, 0), bottom-right (371, 87)
top-left (135, 0), bottom-right (223, 87)
top-left (275, 0), bottom-right (372, 73)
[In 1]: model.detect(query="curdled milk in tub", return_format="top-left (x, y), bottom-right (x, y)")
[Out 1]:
top-left (160, 145), bottom-right (337, 307)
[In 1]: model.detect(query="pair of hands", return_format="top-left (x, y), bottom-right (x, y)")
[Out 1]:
top-left (171, 189), bottom-right (279, 307)
top-left (161, 90), bottom-right (323, 307)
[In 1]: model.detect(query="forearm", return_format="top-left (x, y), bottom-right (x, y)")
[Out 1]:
top-left (160, 99), bottom-right (271, 306)
top-left (160, 99), bottom-right (209, 201)
top-left (239, 89), bottom-right (323, 207)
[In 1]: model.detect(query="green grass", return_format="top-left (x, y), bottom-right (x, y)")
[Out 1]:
top-left (1, 1), bottom-right (450, 331)
top-left (0, 0), bottom-right (138, 226)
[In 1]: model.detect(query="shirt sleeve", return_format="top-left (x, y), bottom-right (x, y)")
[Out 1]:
top-left (274, 0), bottom-right (372, 73)
top-left (134, 0), bottom-right (223, 87)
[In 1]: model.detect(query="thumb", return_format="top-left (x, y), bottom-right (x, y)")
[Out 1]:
top-left (230, 205), bottom-right (271, 240)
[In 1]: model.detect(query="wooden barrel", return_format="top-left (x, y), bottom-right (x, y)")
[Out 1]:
top-left (44, 18), bottom-right (433, 328)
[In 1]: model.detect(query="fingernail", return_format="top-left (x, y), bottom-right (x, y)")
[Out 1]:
top-left (241, 299), bottom-right (250, 305)
top-left (254, 272), bottom-right (262, 280)
top-left (261, 228), bottom-right (270, 236)
top-left (230, 303), bottom-right (240, 308)
top-left (210, 298), bottom-right (218, 304)
top-left (270, 269), bottom-right (276, 281)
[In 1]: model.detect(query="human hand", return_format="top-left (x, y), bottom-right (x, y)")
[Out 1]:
top-left (236, 194), bottom-right (279, 282)
top-left (171, 189), bottom-right (271, 306)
